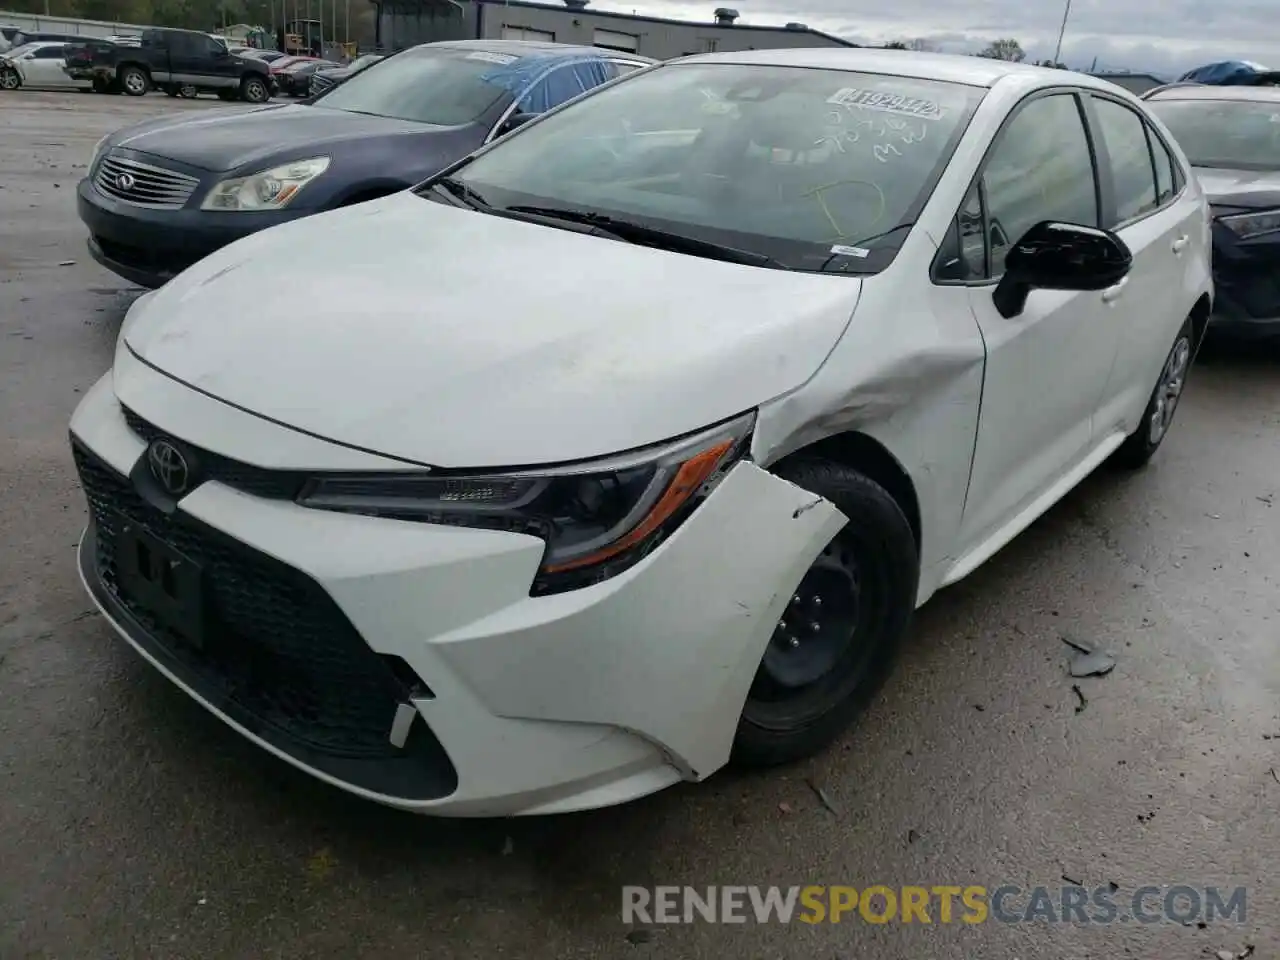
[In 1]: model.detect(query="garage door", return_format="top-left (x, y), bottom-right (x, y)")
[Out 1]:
top-left (501, 26), bottom-right (555, 42)
top-left (593, 28), bottom-right (638, 52)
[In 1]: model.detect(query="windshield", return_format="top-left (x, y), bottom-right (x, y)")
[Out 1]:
top-left (439, 63), bottom-right (985, 273)
top-left (317, 46), bottom-right (520, 125)
top-left (4, 42), bottom-right (41, 58)
top-left (1146, 98), bottom-right (1280, 170)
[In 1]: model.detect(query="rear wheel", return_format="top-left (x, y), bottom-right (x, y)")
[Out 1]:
top-left (240, 75), bottom-right (269, 103)
top-left (1110, 316), bottom-right (1194, 470)
top-left (0, 68), bottom-right (21, 91)
top-left (733, 458), bottom-right (919, 766)
top-left (178, 83), bottom-right (198, 98)
top-left (119, 65), bottom-right (148, 96)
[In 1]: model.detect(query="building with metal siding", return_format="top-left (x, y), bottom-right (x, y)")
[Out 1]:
top-left (370, 0), bottom-right (856, 59)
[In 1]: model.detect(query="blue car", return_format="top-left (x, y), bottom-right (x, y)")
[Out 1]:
top-left (78, 39), bottom-right (654, 288)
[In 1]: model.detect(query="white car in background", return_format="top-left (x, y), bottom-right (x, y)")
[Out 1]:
top-left (70, 49), bottom-right (1212, 817)
top-left (0, 39), bottom-right (89, 90)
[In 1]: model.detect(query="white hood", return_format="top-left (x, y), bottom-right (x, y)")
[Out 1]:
top-left (122, 193), bottom-right (862, 468)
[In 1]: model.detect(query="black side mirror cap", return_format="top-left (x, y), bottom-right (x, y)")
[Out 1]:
top-left (993, 220), bottom-right (1133, 319)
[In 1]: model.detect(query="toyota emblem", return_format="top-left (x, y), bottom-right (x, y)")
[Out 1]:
top-left (115, 172), bottom-right (136, 191)
top-left (147, 439), bottom-right (191, 496)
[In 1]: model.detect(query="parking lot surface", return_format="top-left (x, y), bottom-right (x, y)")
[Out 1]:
top-left (2, 90), bottom-right (1278, 959)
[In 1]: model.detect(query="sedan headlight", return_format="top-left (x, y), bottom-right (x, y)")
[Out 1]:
top-left (1217, 208), bottom-right (1280, 240)
top-left (201, 156), bottom-right (330, 211)
top-left (296, 413), bottom-right (755, 595)
top-left (90, 134), bottom-right (109, 168)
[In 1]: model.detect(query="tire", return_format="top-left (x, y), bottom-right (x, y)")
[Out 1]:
top-left (732, 459), bottom-right (919, 766)
top-left (240, 75), bottom-right (269, 103)
top-left (119, 65), bottom-right (148, 96)
top-left (0, 68), bottom-right (21, 91)
top-left (91, 77), bottom-right (108, 93)
top-left (178, 83), bottom-right (198, 98)
top-left (1109, 316), bottom-right (1194, 470)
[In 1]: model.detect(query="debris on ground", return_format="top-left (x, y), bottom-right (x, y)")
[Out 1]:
top-left (1061, 873), bottom-right (1082, 885)
top-left (907, 829), bottom-right (920, 845)
top-left (1215, 947), bottom-right (1255, 960)
top-left (1069, 651), bottom-right (1117, 678)
top-left (56, 260), bottom-right (75, 266)
top-left (1062, 636), bottom-right (1116, 677)
top-left (1270, 768), bottom-right (1279, 785)
top-left (1072, 684), bottom-right (1088, 713)
top-left (625, 928), bottom-right (653, 945)
top-left (778, 801), bottom-right (793, 815)
top-left (807, 779), bottom-right (841, 816)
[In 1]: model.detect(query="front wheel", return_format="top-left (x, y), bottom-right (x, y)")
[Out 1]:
top-left (119, 65), bottom-right (148, 96)
top-left (0, 68), bottom-right (21, 91)
top-left (240, 75), bottom-right (269, 103)
top-left (1109, 316), bottom-right (1194, 470)
top-left (733, 459), bottom-right (919, 766)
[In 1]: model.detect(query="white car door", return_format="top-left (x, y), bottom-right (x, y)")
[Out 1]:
top-left (1085, 93), bottom-right (1207, 436)
top-left (22, 44), bottom-right (66, 85)
top-left (953, 91), bottom-right (1124, 560)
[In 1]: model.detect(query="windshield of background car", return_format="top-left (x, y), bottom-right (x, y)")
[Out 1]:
top-left (1146, 97), bottom-right (1280, 170)
top-left (3, 42), bottom-right (40, 59)
top-left (317, 47), bottom-right (521, 125)
top-left (442, 62), bottom-right (985, 273)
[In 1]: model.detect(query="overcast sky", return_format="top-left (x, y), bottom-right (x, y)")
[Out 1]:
top-left (564, 0), bottom-right (1279, 76)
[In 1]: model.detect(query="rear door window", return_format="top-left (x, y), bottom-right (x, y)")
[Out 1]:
top-left (1092, 98), bottom-right (1160, 225)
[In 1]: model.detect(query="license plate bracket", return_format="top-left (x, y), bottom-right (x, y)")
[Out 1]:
top-left (113, 512), bottom-right (205, 647)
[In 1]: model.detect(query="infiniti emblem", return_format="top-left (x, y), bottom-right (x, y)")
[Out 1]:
top-left (115, 172), bottom-right (136, 191)
top-left (147, 439), bottom-right (190, 495)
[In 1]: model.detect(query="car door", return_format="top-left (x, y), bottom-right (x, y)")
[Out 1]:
top-left (1083, 93), bottom-right (1201, 435)
top-left (28, 44), bottom-right (66, 85)
top-left (953, 90), bottom-right (1124, 557)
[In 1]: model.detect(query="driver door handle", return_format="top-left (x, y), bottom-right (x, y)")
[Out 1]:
top-left (1172, 235), bottom-right (1190, 254)
top-left (1101, 278), bottom-right (1128, 303)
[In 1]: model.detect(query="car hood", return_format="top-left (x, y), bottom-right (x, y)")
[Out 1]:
top-left (106, 104), bottom-right (437, 173)
top-left (1195, 167), bottom-right (1280, 209)
top-left (121, 193), bottom-right (862, 468)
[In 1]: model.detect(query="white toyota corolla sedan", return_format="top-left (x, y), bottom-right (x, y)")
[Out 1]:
top-left (71, 48), bottom-right (1212, 816)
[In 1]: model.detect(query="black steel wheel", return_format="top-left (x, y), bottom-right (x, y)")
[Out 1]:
top-left (734, 458), bottom-right (918, 766)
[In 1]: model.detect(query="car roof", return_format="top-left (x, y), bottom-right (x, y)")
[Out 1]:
top-left (1145, 83), bottom-right (1280, 102)
top-left (429, 38), bottom-right (656, 63)
top-left (677, 47), bottom-right (1130, 92)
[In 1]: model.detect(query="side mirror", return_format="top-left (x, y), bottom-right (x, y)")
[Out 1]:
top-left (992, 220), bottom-right (1132, 319)
top-left (500, 111), bottom-right (536, 135)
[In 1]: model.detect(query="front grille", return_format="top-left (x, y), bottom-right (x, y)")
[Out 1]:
top-left (310, 73), bottom-right (334, 95)
top-left (122, 406), bottom-right (307, 500)
top-left (94, 153), bottom-right (199, 209)
top-left (74, 442), bottom-right (422, 760)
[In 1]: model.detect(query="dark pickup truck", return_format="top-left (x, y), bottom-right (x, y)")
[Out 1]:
top-left (63, 29), bottom-right (273, 101)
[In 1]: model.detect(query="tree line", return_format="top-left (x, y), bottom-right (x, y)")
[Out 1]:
top-left (884, 36), bottom-right (1066, 68)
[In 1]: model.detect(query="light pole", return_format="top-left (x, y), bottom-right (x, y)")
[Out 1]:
top-left (1052, 0), bottom-right (1073, 66)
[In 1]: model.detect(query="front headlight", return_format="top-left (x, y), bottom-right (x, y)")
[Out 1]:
top-left (90, 134), bottom-right (109, 168)
top-left (201, 156), bottom-right (330, 211)
top-left (1217, 208), bottom-right (1280, 240)
top-left (296, 413), bottom-right (755, 595)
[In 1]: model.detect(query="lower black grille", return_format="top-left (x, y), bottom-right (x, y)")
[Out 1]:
top-left (93, 235), bottom-right (195, 275)
top-left (74, 441), bottom-right (457, 798)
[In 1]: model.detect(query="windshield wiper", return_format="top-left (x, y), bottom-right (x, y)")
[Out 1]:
top-left (817, 222), bottom-right (915, 272)
top-left (432, 177), bottom-right (491, 210)
top-left (503, 204), bottom-right (778, 267)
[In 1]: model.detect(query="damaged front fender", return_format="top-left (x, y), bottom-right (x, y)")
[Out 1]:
top-left (431, 461), bottom-right (846, 780)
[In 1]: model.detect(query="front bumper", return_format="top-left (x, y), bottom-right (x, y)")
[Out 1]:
top-left (78, 176), bottom-right (299, 288)
top-left (69, 372), bottom-right (843, 815)
top-left (1209, 226), bottom-right (1280, 340)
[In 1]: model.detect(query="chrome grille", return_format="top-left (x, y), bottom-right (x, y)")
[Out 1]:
top-left (310, 73), bottom-right (335, 95)
top-left (93, 154), bottom-right (200, 209)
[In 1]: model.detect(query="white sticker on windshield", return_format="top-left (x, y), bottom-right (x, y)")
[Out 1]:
top-left (830, 244), bottom-right (870, 258)
top-left (826, 87), bottom-right (944, 121)
top-left (466, 51), bottom-right (517, 64)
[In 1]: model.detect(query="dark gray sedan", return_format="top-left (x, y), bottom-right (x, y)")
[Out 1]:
top-left (78, 39), bottom-right (653, 288)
